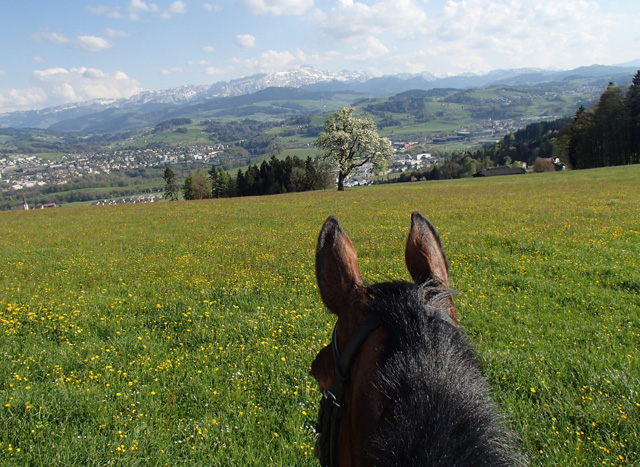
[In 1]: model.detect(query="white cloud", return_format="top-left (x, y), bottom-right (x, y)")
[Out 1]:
top-left (160, 1), bottom-right (187, 18)
top-left (204, 66), bottom-right (226, 76)
top-left (318, 0), bottom-right (428, 41)
top-left (92, 0), bottom-right (183, 20)
top-left (235, 34), bottom-right (257, 48)
top-left (160, 67), bottom-right (184, 75)
top-left (35, 31), bottom-right (70, 46)
top-left (238, 0), bottom-right (314, 16)
top-left (169, 1), bottom-right (187, 13)
top-left (88, 5), bottom-right (123, 18)
top-left (25, 67), bottom-right (143, 106)
top-left (229, 49), bottom-right (308, 75)
top-left (203, 3), bottom-right (222, 12)
top-left (202, 45), bottom-right (216, 53)
top-left (35, 29), bottom-right (122, 52)
top-left (129, 0), bottom-right (159, 20)
top-left (76, 35), bottom-right (113, 52)
top-left (427, 0), bottom-right (612, 74)
top-left (105, 29), bottom-right (129, 39)
top-left (0, 87), bottom-right (48, 112)
top-left (344, 36), bottom-right (389, 62)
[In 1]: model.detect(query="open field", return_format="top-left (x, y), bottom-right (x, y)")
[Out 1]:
top-left (1, 166), bottom-right (638, 465)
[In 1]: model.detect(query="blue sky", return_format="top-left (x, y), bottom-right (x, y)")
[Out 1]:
top-left (1, 0), bottom-right (639, 114)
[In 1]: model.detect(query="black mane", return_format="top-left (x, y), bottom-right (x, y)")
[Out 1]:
top-left (364, 281), bottom-right (524, 466)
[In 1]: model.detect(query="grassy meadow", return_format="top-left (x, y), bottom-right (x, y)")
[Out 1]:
top-left (1, 166), bottom-right (639, 465)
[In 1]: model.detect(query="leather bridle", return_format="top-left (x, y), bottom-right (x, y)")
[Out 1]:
top-left (314, 305), bottom-right (456, 466)
top-left (315, 316), bottom-right (381, 467)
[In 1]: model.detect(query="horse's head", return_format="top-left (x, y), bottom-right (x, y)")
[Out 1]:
top-left (311, 212), bottom-right (457, 466)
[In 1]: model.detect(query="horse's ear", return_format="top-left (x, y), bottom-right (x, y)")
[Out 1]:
top-left (405, 211), bottom-right (450, 286)
top-left (316, 216), bottom-right (367, 316)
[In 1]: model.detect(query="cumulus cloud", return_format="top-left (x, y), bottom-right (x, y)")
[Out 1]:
top-left (318, 0), bottom-right (428, 41)
top-left (169, 0), bottom-right (186, 13)
top-left (238, 0), bottom-right (314, 16)
top-left (0, 87), bottom-right (49, 113)
top-left (75, 35), bottom-right (113, 52)
top-left (202, 45), bottom-right (216, 53)
top-left (428, 0), bottom-right (612, 73)
top-left (344, 36), bottom-right (389, 62)
top-left (1, 67), bottom-right (143, 111)
top-left (128, 0), bottom-right (159, 20)
top-left (235, 34), bottom-right (257, 48)
top-left (160, 1), bottom-right (187, 18)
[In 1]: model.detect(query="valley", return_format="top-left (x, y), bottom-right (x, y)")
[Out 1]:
top-left (1, 64), bottom-right (637, 209)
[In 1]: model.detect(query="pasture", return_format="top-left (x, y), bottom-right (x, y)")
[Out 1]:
top-left (1, 165), bottom-right (638, 465)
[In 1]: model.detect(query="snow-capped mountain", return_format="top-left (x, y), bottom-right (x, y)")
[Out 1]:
top-left (0, 64), bottom-right (637, 131)
top-left (119, 67), bottom-right (372, 106)
top-left (0, 67), bottom-right (372, 128)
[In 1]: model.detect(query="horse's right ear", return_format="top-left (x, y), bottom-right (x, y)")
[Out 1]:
top-left (405, 211), bottom-right (450, 286)
top-left (316, 216), bottom-right (368, 316)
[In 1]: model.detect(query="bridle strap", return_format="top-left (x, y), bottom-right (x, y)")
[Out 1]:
top-left (318, 316), bottom-right (381, 467)
top-left (317, 309), bottom-right (456, 466)
top-left (332, 316), bottom-right (382, 384)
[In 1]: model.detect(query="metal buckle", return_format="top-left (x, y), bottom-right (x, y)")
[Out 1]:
top-left (323, 390), bottom-right (341, 408)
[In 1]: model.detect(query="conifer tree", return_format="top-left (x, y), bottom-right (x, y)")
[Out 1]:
top-left (626, 70), bottom-right (640, 162)
top-left (208, 165), bottom-right (220, 198)
top-left (217, 168), bottom-right (230, 197)
top-left (183, 172), bottom-right (194, 200)
top-left (163, 165), bottom-right (179, 201)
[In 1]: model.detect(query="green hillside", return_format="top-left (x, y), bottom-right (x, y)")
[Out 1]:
top-left (1, 166), bottom-right (638, 465)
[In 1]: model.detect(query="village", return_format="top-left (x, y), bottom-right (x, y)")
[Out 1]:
top-left (0, 113), bottom-right (559, 196)
top-left (0, 146), bottom-right (220, 193)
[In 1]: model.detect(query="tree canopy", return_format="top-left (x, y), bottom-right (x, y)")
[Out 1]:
top-left (315, 106), bottom-right (393, 191)
top-left (557, 79), bottom-right (640, 168)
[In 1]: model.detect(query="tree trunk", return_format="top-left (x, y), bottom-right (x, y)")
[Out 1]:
top-left (337, 172), bottom-right (345, 191)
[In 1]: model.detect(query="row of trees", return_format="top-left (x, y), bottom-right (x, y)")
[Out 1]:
top-left (556, 71), bottom-right (640, 168)
top-left (395, 155), bottom-right (477, 183)
top-left (235, 155), bottom-right (332, 196)
top-left (165, 106), bottom-right (395, 199)
top-left (164, 155), bottom-right (334, 201)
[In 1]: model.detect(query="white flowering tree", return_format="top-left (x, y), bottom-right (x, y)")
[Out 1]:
top-left (315, 107), bottom-right (393, 191)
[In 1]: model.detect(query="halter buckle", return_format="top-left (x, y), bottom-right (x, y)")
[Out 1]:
top-left (323, 389), bottom-right (341, 408)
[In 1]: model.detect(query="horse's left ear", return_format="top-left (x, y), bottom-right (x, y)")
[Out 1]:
top-left (316, 216), bottom-right (368, 317)
top-left (405, 211), bottom-right (450, 286)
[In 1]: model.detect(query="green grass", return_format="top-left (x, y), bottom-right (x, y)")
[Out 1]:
top-left (1, 166), bottom-right (638, 465)
top-left (279, 148), bottom-right (317, 159)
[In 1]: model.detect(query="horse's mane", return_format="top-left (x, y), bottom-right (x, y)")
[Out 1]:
top-left (364, 280), bottom-right (525, 466)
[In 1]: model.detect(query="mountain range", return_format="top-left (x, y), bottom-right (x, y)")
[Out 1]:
top-left (1, 63), bottom-right (638, 133)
